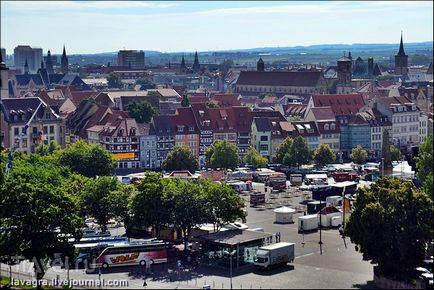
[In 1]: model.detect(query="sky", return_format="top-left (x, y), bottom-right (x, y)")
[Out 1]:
top-left (1, 1), bottom-right (433, 55)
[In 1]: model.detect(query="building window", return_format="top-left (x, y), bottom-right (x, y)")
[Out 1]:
top-left (45, 112), bottom-right (51, 120)
top-left (14, 127), bottom-right (19, 136)
top-left (43, 126), bottom-right (48, 134)
top-left (49, 126), bottom-right (54, 134)
top-left (259, 145), bottom-right (268, 151)
top-left (260, 136), bottom-right (268, 141)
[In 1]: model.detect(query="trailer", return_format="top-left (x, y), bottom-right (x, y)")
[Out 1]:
top-left (290, 174), bottom-right (303, 186)
top-left (254, 242), bottom-right (295, 270)
top-left (298, 215), bottom-right (319, 232)
top-left (332, 172), bottom-right (360, 182)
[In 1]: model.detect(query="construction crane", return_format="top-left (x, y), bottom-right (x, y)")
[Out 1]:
top-left (5, 102), bottom-right (44, 175)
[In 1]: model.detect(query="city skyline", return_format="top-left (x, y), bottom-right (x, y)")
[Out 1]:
top-left (1, 1), bottom-right (433, 54)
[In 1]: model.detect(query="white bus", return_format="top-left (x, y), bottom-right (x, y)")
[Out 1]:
top-left (90, 241), bottom-right (168, 269)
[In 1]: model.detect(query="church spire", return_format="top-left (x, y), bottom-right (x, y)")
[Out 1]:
top-left (46, 50), bottom-right (54, 74)
top-left (192, 50), bottom-right (200, 73)
top-left (181, 54), bottom-right (186, 69)
top-left (24, 58), bottom-right (29, 74)
top-left (61, 44), bottom-right (69, 74)
top-left (397, 31), bottom-right (406, 56)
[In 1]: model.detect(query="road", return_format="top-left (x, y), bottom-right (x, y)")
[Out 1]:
top-left (1, 182), bottom-right (376, 289)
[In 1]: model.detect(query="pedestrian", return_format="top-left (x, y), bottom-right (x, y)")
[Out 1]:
top-left (143, 279), bottom-right (147, 287)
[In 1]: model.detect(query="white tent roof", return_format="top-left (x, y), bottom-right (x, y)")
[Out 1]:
top-left (273, 206), bottom-right (296, 213)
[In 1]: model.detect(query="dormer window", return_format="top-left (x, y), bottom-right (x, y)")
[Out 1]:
top-left (189, 126), bottom-right (194, 132)
top-left (45, 112), bottom-right (51, 120)
top-left (177, 126), bottom-right (184, 132)
top-left (130, 128), bottom-right (136, 136)
top-left (330, 123), bottom-right (335, 130)
top-left (118, 129), bottom-right (124, 136)
top-left (324, 123), bottom-right (330, 130)
top-left (412, 105), bottom-right (416, 111)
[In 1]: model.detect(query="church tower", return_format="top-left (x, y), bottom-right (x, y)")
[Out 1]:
top-left (61, 45), bottom-right (69, 74)
top-left (336, 53), bottom-right (352, 94)
top-left (46, 50), bottom-right (54, 74)
top-left (394, 32), bottom-right (408, 76)
top-left (192, 51), bottom-right (200, 73)
top-left (257, 57), bottom-right (265, 72)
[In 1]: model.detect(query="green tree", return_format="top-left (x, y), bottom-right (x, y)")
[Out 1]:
top-left (423, 174), bottom-right (433, 200)
top-left (350, 145), bottom-right (368, 165)
top-left (172, 181), bottom-right (207, 251)
top-left (130, 172), bottom-right (179, 238)
top-left (415, 134), bottom-right (433, 183)
top-left (273, 137), bottom-right (293, 164)
top-left (109, 184), bottom-right (134, 227)
top-left (162, 146), bottom-right (199, 173)
top-left (107, 73), bottom-right (123, 89)
top-left (389, 145), bottom-right (401, 161)
top-left (181, 94), bottom-right (190, 107)
top-left (202, 180), bottom-right (246, 232)
top-left (125, 100), bottom-right (158, 123)
top-left (289, 136), bottom-right (311, 168)
top-left (206, 140), bottom-right (240, 170)
top-left (34, 143), bottom-right (49, 155)
top-left (244, 146), bottom-right (268, 169)
top-left (57, 140), bottom-right (116, 178)
top-left (313, 144), bottom-right (336, 167)
top-left (346, 177), bottom-right (433, 280)
top-left (0, 158), bottom-right (82, 289)
top-left (206, 101), bottom-right (219, 108)
top-left (81, 176), bottom-right (119, 232)
top-left (47, 140), bottom-right (61, 154)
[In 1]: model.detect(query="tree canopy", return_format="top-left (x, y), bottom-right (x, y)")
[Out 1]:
top-left (57, 140), bottom-right (116, 178)
top-left (0, 155), bottom-right (82, 284)
top-left (181, 94), bottom-right (190, 107)
top-left (313, 144), bottom-right (336, 167)
top-left (273, 137), bottom-right (293, 164)
top-left (389, 145), bottom-right (401, 162)
top-left (106, 73), bottom-right (123, 89)
top-left (206, 140), bottom-right (239, 170)
top-left (125, 100), bottom-right (159, 123)
top-left (350, 145), bottom-right (368, 164)
top-left (346, 177), bottom-right (433, 280)
top-left (288, 136), bottom-right (311, 168)
top-left (415, 134), bottom-right (433, 183)
top-left (244, 146), bottom-right (268, 169)
top-left (162, 146), bottom-right (199, 173)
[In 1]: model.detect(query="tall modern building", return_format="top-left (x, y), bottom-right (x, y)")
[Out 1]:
top-left (13, 45), bottom-right (43, 73)
top-left (117, 50), bottom-right (145, 68)
top-left (395, 33), bottom-right (408, 76)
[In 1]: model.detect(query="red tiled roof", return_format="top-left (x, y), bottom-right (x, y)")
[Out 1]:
top-left (312, 94), bottom-right (365, 116)
top-left (319, 205), bottom-right (341, 215)
top-left (211, 94), bottom-right (241, 107)
top-left (378, 95), bottom-right (414, 107)
top-left (172, 107), bottom-right (199, 134)
top-left (99, 118), bottom-right (139, 137)
top-left (284, 104), bottom-right (307, 117)
top-left (310, 107), bottom-right (336, 121)
top-left (291, 121), bottom-right (320, 137)
top-left (237, 71), bottom-right (322, 87)
top-left (190, 95), bottom-right (210, 104)
top-left (70, 90), bottom-right (98, 106)
top-left (232, 106), bottom-right (253, 132)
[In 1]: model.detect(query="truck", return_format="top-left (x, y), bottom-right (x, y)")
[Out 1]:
top-left (332, 172), bottom-right (360, 182)
top-left (254, 242), bottom-right (295, 270)
top-left (268, 172), bottom-right (287, 191)
top-left (298, 214), bottom-right (319, 232)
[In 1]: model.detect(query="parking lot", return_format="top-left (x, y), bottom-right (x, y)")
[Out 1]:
top-left (1, 181), bottom-right (377, 289)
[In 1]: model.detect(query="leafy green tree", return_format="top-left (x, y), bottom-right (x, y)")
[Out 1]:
top-left (172, 181), bottom-right (207, 251)
top-left (258, 93), bottom-right (268, 100)
top-left (346, 177), bottom-right (433, 280)
top-left (130, 173), bottom-right (179, 238)
top-left (125, 100), bottom-right (158, 123)
top-left (81, 176), bottom-right (119, 232)
top-left (244, 146), bottom-right (268, 169)
top-left (48, 140), bottom-right (61, 154)
top-left (423, 174), bottom-right (433, 200)
top-left (273, 137), bottom-right (293, 164)
top-left (181, 94), bottom-right (190, 107)
top-left (206, 101), bottom-right (219, 108)
top-left (0, 158), bottom-right (82, 288)
top-left (289, 136), bottom-right (311, 168)
top-left (389, 145), bottom-right (401, 161)
top-left (206, 140), bottom-right (240, 170)
top-left (350, 145), bottom-right (368, 165)
top-left (202, 180), bottom-right (246, 232)
top-left (109, 184), bottom-right (134, 227)
top-left (415, 134), bottom-right (433, 183)
top-left (107, 73), bottom-right (123, 89)
top-left (57, 140), bottom-right (116, 178)
top-left (314, 143), bottom-right (336, 167)
top-left (162, 146), bottom-right (199, 173)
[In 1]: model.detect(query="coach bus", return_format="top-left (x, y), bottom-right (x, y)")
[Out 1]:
top-left (90, 241), bottom-right (168, 269)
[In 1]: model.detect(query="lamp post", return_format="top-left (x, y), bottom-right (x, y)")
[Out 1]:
top-left (223, 249), bottom-right (236, 290)
top-left (319, 192), bottom-right (323, 255)
top-left (381, 157), bottom-right (385, 178)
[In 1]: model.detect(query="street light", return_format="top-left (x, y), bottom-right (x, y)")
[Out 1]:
top-left (381, 157), bottom-right (385, 178)
top-left (223, 249), bottom-right (236, 290)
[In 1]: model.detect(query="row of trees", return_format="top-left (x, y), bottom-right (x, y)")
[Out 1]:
top-left (1, 140), bottom-right (245, 286)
